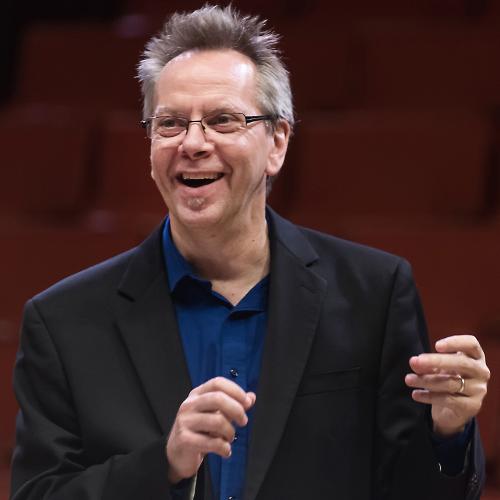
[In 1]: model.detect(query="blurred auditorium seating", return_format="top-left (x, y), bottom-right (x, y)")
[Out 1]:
top-left (0, 104), bottom-right (94, 222)
top-left (11, 23), bottom-right (146, 112)
top-left (1, 1), bottom-right (500, 498)
top-left (356, 20), bottom-right (500, 109)
top-left (125, 0), bottom-right (486, 21)
top-left (82, 110), bottom-right (165, 234)
top-left (286, 110), bottom-right (493, 220)
top-left (300, 0), bottom-right (485, 18)
top-left (277, 21), bottom-right (362, 113)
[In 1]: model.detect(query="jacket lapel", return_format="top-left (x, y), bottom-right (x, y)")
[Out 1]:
top-left (243, 210), bottom-right (328, 500)
top-left (114, 225), bottom-right (192, 434)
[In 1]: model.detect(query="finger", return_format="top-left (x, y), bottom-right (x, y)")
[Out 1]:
top-left (410, 389), bottom-right (482, 416)
top-left (405, 373), bottom-right (468, 395)
top-left (409, 352), bottom-right (479, 378)
top-left (435, 335), bottom-right (484, 361)
top-left (184, 412), bottom-right (236, 443)
top-left (182, 391), bottom-right (249, 427)
top-left (191, 377), bottom-right (255, 409)
top-left (410, 389), bottom-right (470, 408)
top-left (185, 431), bottom-right (233, 458)
top-left (247, 391), bottom-right (256, 407)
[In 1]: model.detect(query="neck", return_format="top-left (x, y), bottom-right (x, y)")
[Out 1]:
top-left (170, 211), bottom-right (270, 303)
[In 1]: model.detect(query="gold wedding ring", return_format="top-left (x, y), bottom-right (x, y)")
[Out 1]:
top-left (456, 374), bottom-right (466, 394)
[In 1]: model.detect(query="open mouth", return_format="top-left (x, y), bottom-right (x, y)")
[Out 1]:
top-left (178, 172), bottom-right (224, 188)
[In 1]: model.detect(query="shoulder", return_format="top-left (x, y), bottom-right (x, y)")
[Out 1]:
top-left (31, 246), bottom-right (137, 312)
top-left (299, 224), bottom-right (407, 272)
top-left (297, 225), bottom-right (414, 294)
top-left (269, 207), bottom-right (410, 277)
top-left (30, 223), bottom-right (165, 311)
top-left (269, 208), bottom-right (415, 301)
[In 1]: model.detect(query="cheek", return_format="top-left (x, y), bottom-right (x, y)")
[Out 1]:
top-left (150, 145), bottom-right (174, 178)
top-left (221, 135), bottom-right (270, 169)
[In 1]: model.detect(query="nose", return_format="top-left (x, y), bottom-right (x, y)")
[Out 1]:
top-left (178, 121), bottom-right (213, 160)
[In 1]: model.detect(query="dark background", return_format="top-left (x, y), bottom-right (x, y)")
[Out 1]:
top-left (1, 1), bottom-right (500, 498)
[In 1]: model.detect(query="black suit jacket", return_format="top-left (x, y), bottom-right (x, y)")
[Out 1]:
top-left (10, 209), bottom-right (484, 500)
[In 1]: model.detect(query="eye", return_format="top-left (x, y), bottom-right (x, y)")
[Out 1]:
top-left (157, 116), bottom-right (185, 129)
top-left (205, 113), bottom-right (242, 132)
top-left (154, 116), bottom-right (187, 137)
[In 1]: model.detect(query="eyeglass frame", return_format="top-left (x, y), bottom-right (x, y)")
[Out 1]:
top-left (140, 111), bottom-right (277, 139)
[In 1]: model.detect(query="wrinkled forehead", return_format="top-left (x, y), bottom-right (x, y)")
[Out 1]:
top-left (165, 49), bottom-right (255, 78)
top-left (154, 49), bottom-right (260, 113)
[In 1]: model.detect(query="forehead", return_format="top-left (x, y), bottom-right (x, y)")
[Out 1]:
top-left (155, 49), bottom-right (259, 113)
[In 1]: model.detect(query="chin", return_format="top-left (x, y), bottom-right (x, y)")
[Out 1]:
top-left (170, 200), bottom-right (228, 229)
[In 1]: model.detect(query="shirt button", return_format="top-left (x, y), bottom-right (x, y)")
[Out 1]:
top-left (228, 497), bottom-right (236, 500)
top-left (233, 433), bottom-right (238, 441)
top-left (229, 368), bottom-right (239, 378)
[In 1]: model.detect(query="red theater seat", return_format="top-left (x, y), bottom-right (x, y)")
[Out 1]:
top-left (278, 21), bottom-right (360, 113)
top-left (124, 0), bottom-right (302, 22)
top-left (288, 110), bottom-right (491, 219)
top-left (0, 105), bottom-right (93, 218)
top-left (0, 466), bottom-right (10, 500)
top-left (0, 328), bottom-right (17, 470)
top-left (84, 110), bottom-right (165, 234)
top-left (357, 21), bottom-right (500, 109)
top-left (13, 23), bottom-right (146, 110)
top-left (303, 0), bottom-right (475, 18)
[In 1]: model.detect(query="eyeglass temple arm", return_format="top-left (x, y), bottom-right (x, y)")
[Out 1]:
top-left (245, 114), bottom-right (275, 124)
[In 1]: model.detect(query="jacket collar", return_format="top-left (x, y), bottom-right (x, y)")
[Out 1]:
top-left (115, 220), bottom-right (192, 435)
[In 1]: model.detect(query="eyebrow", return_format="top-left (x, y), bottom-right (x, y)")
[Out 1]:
top-left (154, 106), bottom-right (177, 116)
top-left (153, 106), bottom-right (240, 117)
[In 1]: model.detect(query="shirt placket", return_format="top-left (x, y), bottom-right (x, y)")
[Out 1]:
top-left (219, 311), bottom-right (248, 500)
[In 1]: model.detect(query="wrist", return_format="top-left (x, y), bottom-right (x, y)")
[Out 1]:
top-left (167, 467), bottom-right (184, 485)
top-left (432, 422), bottom-right (465, 439)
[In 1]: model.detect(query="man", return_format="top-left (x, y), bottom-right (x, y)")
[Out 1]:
top-left (10, 5), bottom-right (490, 500)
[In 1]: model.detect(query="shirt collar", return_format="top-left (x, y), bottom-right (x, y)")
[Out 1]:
top-left (162, 216), bottom-right (269, 310)
top-left (162, 217), bottom-right (198, 292)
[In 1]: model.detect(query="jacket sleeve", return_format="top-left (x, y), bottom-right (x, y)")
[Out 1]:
top-left (10, 299), bottom-right (194, 500)
top-left (374, 259), bottom-right (485, 500)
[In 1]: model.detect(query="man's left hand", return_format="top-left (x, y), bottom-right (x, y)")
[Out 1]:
top-left (405, 335), bottom-right (490, 437)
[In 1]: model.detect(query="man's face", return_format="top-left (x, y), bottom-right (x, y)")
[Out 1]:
top-left (149, 49), bottom-right (289, 233)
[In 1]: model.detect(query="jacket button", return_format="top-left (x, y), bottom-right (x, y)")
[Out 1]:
top-left (229, 368), bottom-right (239, 378)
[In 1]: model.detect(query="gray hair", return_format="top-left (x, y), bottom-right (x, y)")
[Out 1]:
top-left (137, 4), bottom-right (294, 130)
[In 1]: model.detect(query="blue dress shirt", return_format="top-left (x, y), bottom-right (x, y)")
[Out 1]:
top-left (163, 219), bottom-right (268, 500)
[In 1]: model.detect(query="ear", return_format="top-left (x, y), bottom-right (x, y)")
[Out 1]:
top-left (150, 150), bottom-right (156, 180)
top-left (265, 119), bottom-right (291, 177)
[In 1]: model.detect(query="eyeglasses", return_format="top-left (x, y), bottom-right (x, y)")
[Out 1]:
top-left (140, 111), bottom-right (275, 139)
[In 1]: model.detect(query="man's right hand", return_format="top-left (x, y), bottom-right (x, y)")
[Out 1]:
top-left (166, 377), bottom-right (256, 484)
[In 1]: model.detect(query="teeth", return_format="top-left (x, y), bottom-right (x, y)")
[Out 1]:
top-left (181, 173), bottom-right (221, 180)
